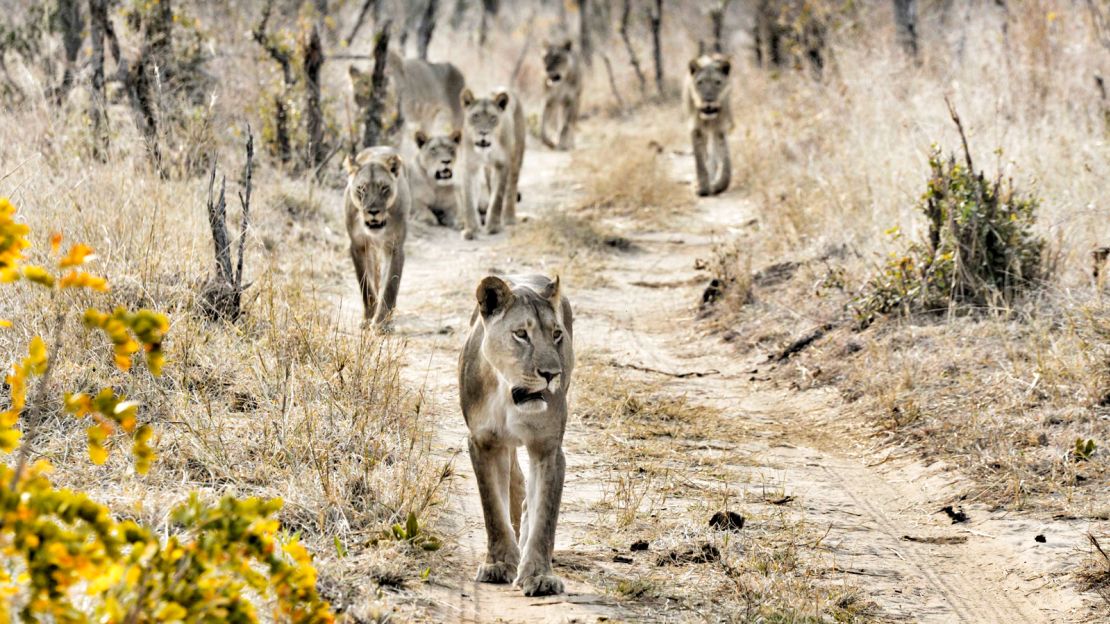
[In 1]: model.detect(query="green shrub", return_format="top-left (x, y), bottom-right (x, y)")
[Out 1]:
top-left (853, 146), bottom-right (1046, 326)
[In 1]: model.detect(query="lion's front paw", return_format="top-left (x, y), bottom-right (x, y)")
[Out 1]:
top-left (696, 186), bottom-right (711, 197)
top-left (461, 228), bottom-right (476, 240)
top-left (486, 223), bottom-right (502, 235)
top-left (475, 562), bottom-right (515, 584)
top-left (516, 573), bottom-right (564, 597)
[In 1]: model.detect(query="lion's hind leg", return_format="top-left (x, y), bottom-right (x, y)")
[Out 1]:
top-left (469, 437), bottom-right (521, 583)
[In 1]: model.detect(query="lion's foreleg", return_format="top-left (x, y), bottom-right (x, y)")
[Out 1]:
top-left (486, 164), bottom-right (507, 235)
top-left (510, 450), bottom-right (524, 539)
top-left (514, 445), bottom-right (565, 597)
top-left (460, 170), bottom-right (479, 240)
top-left (470, 438), bottom-right (521, 583)
top-left (557, 96), bottom-right (578, 151)
top-left (350, 245), bottom-right (377, 321)
top-left (711, 130), bottom-right (731, 195)
top-left (540, 98), bottom-right (557, 149)
top-left (692, 127), bottom-right (711, 197)
top-left (372, 244), bottom-right (404, 328)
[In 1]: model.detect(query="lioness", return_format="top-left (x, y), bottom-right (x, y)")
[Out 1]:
top-left (540, 40), bottom-right (582, 151)
top-left (459, 274), bottom-right (574, 597)
top-left (344, 147), bottom-right (409, 328)
top-left (459, 88), bottom-right (525, 239)
top-left (407, 129), bottom-right (462, 227)
top-left (349, 52), bottom-right (466, 130)
top-left (684, 53), bottom-right (733, 196)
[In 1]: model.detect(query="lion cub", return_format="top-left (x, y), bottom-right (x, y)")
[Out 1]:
top-left (343, 147), bottom-right (409, 328)
top-left (459, 274), bottom-right (574, 597)
top-left (459, 88), bottom-right (525, 240)
top-left (540, 40), bottom-right (582, 151)
top-left (684, 53), bottom-right (733, 196)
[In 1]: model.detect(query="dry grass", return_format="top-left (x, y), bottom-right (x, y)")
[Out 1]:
top-left (570, 110), bottom-right (692, 223)
top-left (699, 2), bottom-right (1110, 522)
top-left (571, 359), bottom-right (874, 622)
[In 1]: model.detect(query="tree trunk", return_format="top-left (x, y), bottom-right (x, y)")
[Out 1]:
top-left (55, 0), bottom-right (83, 105)
top-left (619, 0), bottom-right (646, 95)
top-left (893, 0), bottom-right (918, 57)
top-left (88, 0), bottom-right (108, 160)
top-left (303, 25), bottom-right (325, 171)
top-left (147, 0), bottom-right (174, 83)
top-left (417, 0), bottom-right (440, 60)
top-left (600, 52), bottom-right (625, 112)
top-left (649, 0), bottom-right (664, 97)
top-left (576, 0), bottom-right (592, 67)
top-left (362, 20), bottom-right (392, 148)
top-left (709, 0), bottom-right (731, 53)
top-left (479, 0), bottom-right (498, 46)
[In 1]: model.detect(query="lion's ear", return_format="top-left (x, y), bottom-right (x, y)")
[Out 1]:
top-left (343, 154), bottom-right (359, 176)
top-left (348, 65), bottom-right (364, 80)
top-left (541, 275), bottom-right (561, 308)
top-left (493, 91), bottom-right (511, 111)
top-left (384, 153), bottom-right (402, 176)
top-left (719, 58), bottom-right (731, 76)
top-left (414, 130), bottom-right (429, 149)
top-left (449, 129), bottom-right (462, 144)
top-left (563, 39), bottom-right (573, 52)
top-left (689, 59), bottom-right (701, 75)
top-left (477, 276), bottom-right (514, 319)
top-left (460, 88), bottom-right (475, 108)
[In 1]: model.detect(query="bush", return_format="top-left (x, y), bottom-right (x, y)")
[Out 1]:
top-left (0, 198), bottom-right (334, 623)
top-left (853, 146), bottom-right (1046, 326)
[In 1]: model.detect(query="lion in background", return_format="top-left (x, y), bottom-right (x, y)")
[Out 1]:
top-left (683, 53), bottom-right (733, 197)
top-left (540, 40), bottom-right (583, 151)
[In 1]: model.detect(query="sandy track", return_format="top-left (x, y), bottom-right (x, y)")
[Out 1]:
top-left (335, 144), bottom-right (1089, 623)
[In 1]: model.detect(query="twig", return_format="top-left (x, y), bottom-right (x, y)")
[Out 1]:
top-left (235, 127), bottom-right (253, 291)
top-left (10, 308), bottom-right (64, 489)
top-left (608, 360), bottom-right (719, 378)
top-left (600, 53), bottom-right (626, 113)
top-left (619, 0), bottom-right (646, 95)
top-left (944, 95), bottom-right (974, 173)
top-left (772, 323), bottom-right (834, 362)
top-left (346, 0), bottom-right (379, 47)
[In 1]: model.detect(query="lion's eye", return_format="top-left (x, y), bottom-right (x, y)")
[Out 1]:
top-left (513, 329), bottom-right (529, 342)
top-left (378, 185), bottom-right (390, 197)
top-left (553, 329), bottom-right (563, 343)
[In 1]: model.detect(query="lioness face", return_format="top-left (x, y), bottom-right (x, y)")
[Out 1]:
top-left (348, 66), bottom-right (374, 108)
top-left (345, 153), bottom-right (403, 232)
top-left (414, 130), bottom-right (462, 187)
top-left (688, 54), bottom-right (732, 120)
top-left (461, 89), bottom-right (512, 154)
top-left (542, 41), bottom-right (574, 87)
top-left (477, 276), bottom-right (567, 413)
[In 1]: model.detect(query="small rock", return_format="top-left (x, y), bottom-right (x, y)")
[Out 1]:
top-left (939, 505), bottom-right (969, 524)
top-left (630, 540), bottom-right (649, 552)
top-left (709, 511), bottom-right (745, 532)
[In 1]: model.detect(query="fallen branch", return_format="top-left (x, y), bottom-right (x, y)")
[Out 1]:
top-left (772, 323), bottom-right (834, 362)
top-left (609, 360), bottom-right (719, 378)
top-left (202, 128), bottom-right (254, 322)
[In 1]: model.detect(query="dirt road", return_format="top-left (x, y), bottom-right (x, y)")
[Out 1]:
top-left (335, 141), bottom-right (1090, 623)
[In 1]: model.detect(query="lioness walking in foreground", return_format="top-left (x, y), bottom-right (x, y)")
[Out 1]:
top-left (344, 147), bottom-right (409, 328)
top-left (540, 40), bottom-right (583, 151)
top-left (459, 88), bottom-right (526, 239)
top-left (684, 53), bottom-right (733, 196)
top-left (459, 274), bottom-right (574, 597)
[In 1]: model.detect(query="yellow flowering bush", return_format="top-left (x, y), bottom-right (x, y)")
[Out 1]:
top-left (0, 198), bottom-right (335, 623)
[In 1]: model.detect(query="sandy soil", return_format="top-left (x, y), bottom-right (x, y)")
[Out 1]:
top-left (331, 142), bottom-right (1093, 623)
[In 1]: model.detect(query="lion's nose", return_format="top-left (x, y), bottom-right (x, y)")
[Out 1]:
top-left (441, 159), bottom-right (452, 165)
top-left (537, 369), bottom-right (560, 384)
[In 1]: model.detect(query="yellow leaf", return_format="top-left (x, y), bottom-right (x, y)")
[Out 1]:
top-left (87, 440), bottom-right (108, 465)
top-left (59, 243), bottom-right (95, 268)
top-left (0, 429), bottom-right (20, 452)
top-left (0, 320), bottom-right (10, 328)
top-left (49, 232), bottom-right (62, 253)
top-left (59, 270), bottom-right (109, 292)
top-left (21, 265), bottom-right (54, 288)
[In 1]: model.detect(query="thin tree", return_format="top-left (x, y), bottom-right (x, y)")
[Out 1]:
top-left (708, 0), bottom-right (733, 53)
top-left (361, 20), bottom-right (393, 148)
top-left (345, 0), bottom-right (379, 46)
top-left (576, 0), bottom-right (592, 67)
top-left (88, 0), bottom-right (109, 160)
top-left (893, 0), bottom-right (918, 57)
top-left (619, 0), bottom-right (646, 95)
top-left (416, 0), bottom-right (440, 60)
top-left (253, 0), bottom-right (297, 164)
top-left (303, 25), bottom-right (326, 171)
top-left (649, 0), bottom-right (664, 97)
top-left (54, 0), bottom-right (82, 104)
